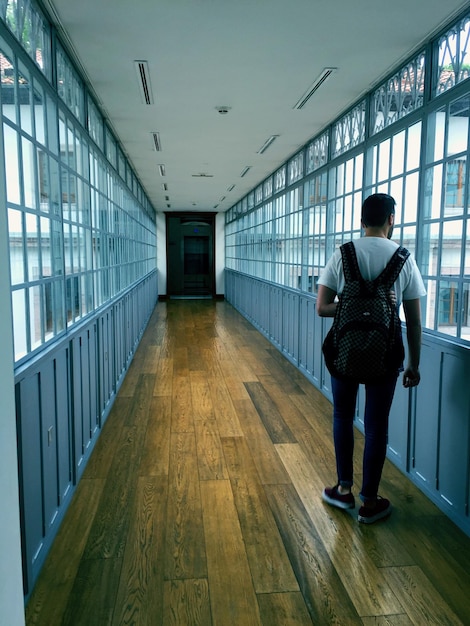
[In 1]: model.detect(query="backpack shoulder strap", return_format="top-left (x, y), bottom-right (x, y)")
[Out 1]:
top-left (340, 242), bottom-right (362, 283)
top-left (377, 246), bottom-right (410, 289)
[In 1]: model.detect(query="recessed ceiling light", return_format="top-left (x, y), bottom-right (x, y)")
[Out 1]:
top-left (257, 135), bottom-right (279, 154)
top-left (227, 184), bottom-right (235, 192)
top-left (240, 166), bottom-right (251, 178)
top-left (293, 67), bottom-right (337, 109)
top-left (151, 132), bottom-right (162, 151)
top-left (134, 60), bottom-right (154, 105)
top-left (158, 164), bottom-right (166, 176)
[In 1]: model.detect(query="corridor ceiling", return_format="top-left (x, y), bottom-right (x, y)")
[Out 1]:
top-left (45, 0), bottom-right (470, 214)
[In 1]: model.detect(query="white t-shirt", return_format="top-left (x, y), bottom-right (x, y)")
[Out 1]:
top-left (318, 237), bottom-right (426, 306)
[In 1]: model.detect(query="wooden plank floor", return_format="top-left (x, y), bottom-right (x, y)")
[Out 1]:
top-left (26, 300), bottom-right (470, 625)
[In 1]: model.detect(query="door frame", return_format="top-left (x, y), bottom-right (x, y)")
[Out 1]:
top-left (165, 211), bottom-right (217, 297)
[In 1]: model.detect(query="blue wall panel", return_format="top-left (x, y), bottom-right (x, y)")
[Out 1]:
top-left (438, 351), bottom-right (470, 517)
top-left (16, 272), bottom-right (158, 598)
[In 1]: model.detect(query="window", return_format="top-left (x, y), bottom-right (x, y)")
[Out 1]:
top-left (1, 26), bottom-right (156, 363)
top-left (332, 100), bottom-right (366, 158)
top-left (371, 52), bottom-right (425, 134)
top-left (434, 15), bottom-right (470, 96)
top-left (0, 0), bottom-right (51, 78)
top-left (306, 131), bottom-right (329, 174)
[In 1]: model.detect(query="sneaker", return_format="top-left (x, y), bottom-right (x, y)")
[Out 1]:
top-left (357, 496), bottom-right (391, 524)
top-left (322, 485), bottom-right (355, 510)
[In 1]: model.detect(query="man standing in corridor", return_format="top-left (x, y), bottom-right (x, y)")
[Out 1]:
top-left (316, 193), bottom-right (426, 524)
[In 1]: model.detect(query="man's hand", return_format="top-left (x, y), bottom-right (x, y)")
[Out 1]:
top-left (403, 366), bottom-right (420, 388)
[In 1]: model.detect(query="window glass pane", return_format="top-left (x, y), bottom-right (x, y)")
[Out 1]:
top-left (423, 165), bottom-right (443, 220)
top-left (441, 220), bottom-right (463, 276)
top-left (403, 172), bottom-right (419, 223)
top-left (465, 221), bottom-right (470, 274)
top-left (447, 97), bottom-right (470, 157)
top-left (37, 149), bottom-right (49, 211)
top-left (391, 130), bottom-right (405, 177)
top-left (406, 122), bottom-right (421, 171)
top-left (56, 43), bottom-right (83, 121)
top-left (18, 61), bottom-right (32, 133)
top-left (4, 123), bottom-right (20, 203)
top-left (403, 225), bottom-right (417, 257)
top-left (12, 288), bottom-right (27, 359)
top-left (46, 94), bottom-right (58, 154)
top-left (427, 109), bottom-right (445, 163)
top-left (378, 139), bottom-right (390, 181)
top-left (390, 178), bottom-right (403, 223)
top-left (1, 41), bottom-right (16, 123)
top-left (354, 154), bottom-right (363, 188)
top-left (422, 222), bottom-right (440, 277)
top-left (425, 278), bottom-right (437, 330)
top-left (462, 283), bottom-right (470, 340)
top-left (444, 159), bottom-right (466, 216)
top-left (22, 137), bottom-right (36, 209)
top-left (49, 156), bottom-right (60, 214)
top-left (40, 216), bottom-right (51, 277)
top-left (437, 279), bottom-right (459, 337)
top-left (29, 284), bottom-right (42, 349)
top-left (25, 212), bottom-right (38, 280)
top-left (8, 207), bottom-right (24, 284)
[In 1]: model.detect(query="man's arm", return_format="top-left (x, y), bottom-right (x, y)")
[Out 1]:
top-left (316, 285), bottom-right (338, 317)
top-left (402, 298), bottom-right (422, 388)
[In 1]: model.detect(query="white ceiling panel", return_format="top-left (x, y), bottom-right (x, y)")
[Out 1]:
top-left (44, 0), bottom-right (470, 212)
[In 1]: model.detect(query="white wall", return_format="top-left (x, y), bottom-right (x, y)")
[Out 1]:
top-left (215, 211), bottom-right (225, 295)
top-left (156, 211), bottom-right (167, 296)
top-left (0, 196), bottom-right (26, 624)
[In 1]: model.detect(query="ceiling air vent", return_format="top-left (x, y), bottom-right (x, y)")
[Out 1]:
top-left (134, 60), bottom-right (154, 105)
top-left (293, 67), bottom-right (337, 110)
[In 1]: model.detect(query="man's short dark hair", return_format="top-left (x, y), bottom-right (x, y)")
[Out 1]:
top-left (361, 193), bottom-right (396, 227)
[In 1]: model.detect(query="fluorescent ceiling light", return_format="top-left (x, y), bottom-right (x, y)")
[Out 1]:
top-left (240, 166), bottom-right (251, 177)
top-left (257, 135), bottom-right (278, 154)
top-left (151, 132), bottom-right (162, 151)
top-left (293, 67), bottom-right (337, 110)
top-left (162, 183), bottom-right (168, 191)
top-left (227, 184), bottom-right (235, 192)
top-left (134, 60), bottom-right (154, 105)
top-left (158, 164), bottom-right (166, 176)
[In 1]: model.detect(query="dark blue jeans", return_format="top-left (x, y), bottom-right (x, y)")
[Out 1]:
top-left (331, 374), bottom-right (398, 503)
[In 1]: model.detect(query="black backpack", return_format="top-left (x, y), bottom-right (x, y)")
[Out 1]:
top-left (322, 241), bottom-right (410, 383)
